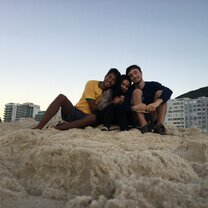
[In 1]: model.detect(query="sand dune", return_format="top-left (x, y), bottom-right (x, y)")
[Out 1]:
top-left (0, 118), bottom-right (208, 208)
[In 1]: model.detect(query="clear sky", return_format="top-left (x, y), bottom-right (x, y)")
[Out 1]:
top-left (1, 0), bottom-right (208, 120)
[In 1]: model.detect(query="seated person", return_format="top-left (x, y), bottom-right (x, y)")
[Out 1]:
top-left (34, 68), bottom-right (121, 130)
top-left (97, 74), bottom-right (132, 131)
top-left (126, 65), bottom-right (173, 135)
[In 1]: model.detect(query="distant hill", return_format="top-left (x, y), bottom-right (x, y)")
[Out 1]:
top-left (176, 86), bottom-right (208, 99)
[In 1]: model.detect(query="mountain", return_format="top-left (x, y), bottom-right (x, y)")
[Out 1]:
top-left (176, 86), bottom-right (208, 99)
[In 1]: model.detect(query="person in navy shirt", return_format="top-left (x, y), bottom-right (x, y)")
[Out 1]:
top-left (126, 65), bottom-right (173, 135)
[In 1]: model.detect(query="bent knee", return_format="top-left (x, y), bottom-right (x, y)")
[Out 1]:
top-left (56, 94), bottom-right (68, 102)
top-left (154, 90), bottom-right (163, 100)
top-left (133, 88), bottom-right (143, 97)
top-left (87, 114), bottom-right (97, 124)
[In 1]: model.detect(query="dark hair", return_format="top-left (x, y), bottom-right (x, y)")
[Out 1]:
top-left (113, 74), bottom-right (131, 97)
top-left (126, 65), bottom-right (142, 75)
top-left (106, 68), bottom-right (121, 81)
top-left (119, 74), bottom-right (131, 84)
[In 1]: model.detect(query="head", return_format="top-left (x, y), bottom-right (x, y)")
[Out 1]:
top-left (119, 75), bottom-right (131, 93)
top-left (113, 74), bottom-right (131, 96)
top-left (126, 65), bottom-right (143, 84)
top-left (103, 68), bottom-right (121, 89)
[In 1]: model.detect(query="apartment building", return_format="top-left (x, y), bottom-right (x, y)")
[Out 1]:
top-left (3, 102), bottom-right (40, 122)
top-left (35, 111), bottom-right (45, 121)
top-left (165, 97), bottom-right (208, 132)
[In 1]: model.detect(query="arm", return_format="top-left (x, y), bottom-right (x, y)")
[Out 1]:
top-left (160, 87), bottom-right (173, 102)
top-left (152, 82), bottom-right (173, 103)
top-left (131, 103), bottom-right (149, 113)
top-left (147, 98), bottom-right (163, 112)
top-left (98, 89), bottom-right (113, 111)
top-left (146, 82), bottom-right (173, 111)
top-left (112, 95), bottom-right (124, 105)
top-left (87, 99), bottom-right (98, 113)
top-left (76, 80), bottom-right (104, 114)
top-left (131, 88), bottom-right (150, 113)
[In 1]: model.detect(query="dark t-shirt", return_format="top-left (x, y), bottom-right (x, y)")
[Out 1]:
top-left (98, 81), bottom-right (173, 113)
top-left (131, 81), bottom-right (173, 105)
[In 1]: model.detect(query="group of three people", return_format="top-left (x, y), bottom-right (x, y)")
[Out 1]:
top-left (34, 65), bottom-right (173, 135)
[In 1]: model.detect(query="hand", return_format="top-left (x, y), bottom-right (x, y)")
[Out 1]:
top-left (147, 103), bottom-right (159, 112)
top-left (113, 96), bottom-right (124, 104)
top-left (131, 103), bottom-right (149, 113)
top-left (119, 95), bottom-right (124, 103)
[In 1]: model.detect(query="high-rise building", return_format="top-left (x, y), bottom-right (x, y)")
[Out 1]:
top-left (3, 103), bottom-right (17, 122)
top-left (35, 111), bottom-right (45, 121)
top-left (165, 97), bottom-right (208, 132)
top-left (165, 98), bottom-right (186, 128)
top-left (3, 102), bottom-right (40, 122)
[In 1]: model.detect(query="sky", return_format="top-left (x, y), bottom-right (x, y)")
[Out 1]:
top-left (1, 0), bottom-right (208, 120)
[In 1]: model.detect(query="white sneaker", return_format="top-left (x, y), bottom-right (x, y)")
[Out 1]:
top-left (101, 126), bottom-right (109, 131)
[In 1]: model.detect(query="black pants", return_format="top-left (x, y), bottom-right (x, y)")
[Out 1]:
top-left (98, 103), bottom-right (131, 131)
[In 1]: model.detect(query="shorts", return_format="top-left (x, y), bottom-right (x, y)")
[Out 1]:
top-left (61, 107), bottom-right (88, 122)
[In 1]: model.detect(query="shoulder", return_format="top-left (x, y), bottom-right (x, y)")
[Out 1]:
top-left (145, 81), bottom-right (160, 85)
top-left (85, 80), bottom-right (99, 85)
top-left (84, 80), bottom-right (100, 89)
top-left (145, 81), bottom-right (162, 87)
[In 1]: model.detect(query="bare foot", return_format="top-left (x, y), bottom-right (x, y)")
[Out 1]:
top-left (53, 122), bottom-right (68, 130)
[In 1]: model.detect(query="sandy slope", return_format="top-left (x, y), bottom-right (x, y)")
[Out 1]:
top-left (0, 119), bottom-right (208, 208)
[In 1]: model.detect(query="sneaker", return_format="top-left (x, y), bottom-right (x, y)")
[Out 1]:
top-left (140, 124), bottom-right (152, 134)
top-left (109, 126), bottom-right (119, 131)
top-left (149, 120), bottom-right (157, 131)
top-left (101, 126), bottom-right (110, 131)
top-left (153, 124), bottom-right (167, 135)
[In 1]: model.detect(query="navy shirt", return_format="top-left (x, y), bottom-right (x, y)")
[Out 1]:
top-left (122, 81), bottom-right (173, 112)
top-left (134, 81), bottom-right (173, 104)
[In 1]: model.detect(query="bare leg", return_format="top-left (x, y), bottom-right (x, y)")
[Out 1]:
top-left (34, 94), bottom-right (73, 130)
top-left (132, 89), bottom-right (148, 128)
top-left (55, 114), bottom-right (96, 130)
top-left (153, 101), bottom-right (168, 135)
top-left (151, 90), bottom-right (162, 123)
top-left (152, 90), bottom-right (167, 125)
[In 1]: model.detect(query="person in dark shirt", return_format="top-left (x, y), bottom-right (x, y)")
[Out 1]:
top-left (126, 65), bottom-right (173, 134)
top-left (97, 75), bottom-right (132, 131)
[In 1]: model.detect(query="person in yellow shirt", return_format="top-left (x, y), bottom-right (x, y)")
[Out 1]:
top-left (34, 68), bottom-right (121, 130)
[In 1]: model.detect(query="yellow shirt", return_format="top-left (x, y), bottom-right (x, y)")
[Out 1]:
top-left (75, 80), bottom-right (103, 114)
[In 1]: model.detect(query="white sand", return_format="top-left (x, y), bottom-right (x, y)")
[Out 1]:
top-left (0, 118), bottom-right (208, 208)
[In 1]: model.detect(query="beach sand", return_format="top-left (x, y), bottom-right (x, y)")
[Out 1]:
top-left (0, 117), bottom-right (208, 208)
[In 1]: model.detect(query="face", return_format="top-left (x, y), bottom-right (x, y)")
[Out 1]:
top-left (104, 73), bottom-right (117, 88)
top-left (127, 69), bottom-right (142, 84)
top-left (121, 79), bottom-right (130, 93)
